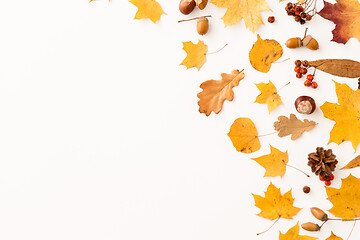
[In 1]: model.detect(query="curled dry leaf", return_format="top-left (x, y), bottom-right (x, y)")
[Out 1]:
top-left (326, 174), bottom-right (360, 219)
top-left (318, 0), bottom-right (360, 44)
top-left (341, 155), bottom-right (360, 170)
top-left (320, 81), bottom-right (360, 151)
top-left (254, 81), bottom-right (282, 113)
top-left (251, 146), bottom-right (288, 178)
top-left (326, 232), bottom-right (343, 240)
top-left (211, 0), bottom-right (271, 32)
top-left (274, 114), bottom-right (316, 140)
top-left (280, 223), bottom-right (317, 240)
top-left (253, 182), bottom-right (301, 220)
top-left (129, 0), bottom-right (166, 23)
top-left (309, 59), bottom-right (360, 78)
top-left (180, 40), bottom-right (207, 71)
top-left (197, 69), bottom-right (245, 116)
top-left (249, 35), bottom-right (283, 73)
top-left (227, 118), bottom-right (260, 153)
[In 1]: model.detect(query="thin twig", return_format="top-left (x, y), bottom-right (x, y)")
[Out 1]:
top-left (257, 217), bottom-right (281, 235)
top-left (178, 15), bottom-right (212, 23)
top-left (206, 44), bottom-right (228, 55)
top-left (347, 220), bottom-right (357, 240)
top-left (287, 165), bottom-right (310, 177)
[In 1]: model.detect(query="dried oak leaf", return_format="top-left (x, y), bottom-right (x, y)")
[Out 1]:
top-left (318, 0), bottom-right (360, 44)
top-left (320, 81), bottom-right (360, 151)
top-left (253, 182), bottom-right (301, 220)
top-left (341, 155), bottom-right (360, 170)
top-left (228, 118), bottom-right (260, 153)
top-left (180, 40), bottom-right (207, 71)
top-left (326, 174), bottom-right (360, 219)
top-left (274, 114), bottom-right (316, 140)
top-left (254, 81), bottom-right (282, 113)
top-left (280, 223), bottom-right (317, 240)
top-left (129, 0), bottom-right (166, 24)
top-left (197, 69), bottom-right (245, 116)
top-left (326, 232), bottom-right (343, 240)
top-left (211, 0), bottom-right (271, 32)
top-left (249, 35), bottom-right (283, 73)
top-left (251, 145), bottom-right (288, 178)
top-left (308, 59), bottom-right (360, 78)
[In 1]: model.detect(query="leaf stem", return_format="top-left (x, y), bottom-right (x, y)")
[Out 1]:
top-left (257, 132), bottom-right (277, 138)
top-left (287, 164), bottom-right (310, 177)
top-left (274, 58), bottom-right (290, 64)
top-left (178, 15), bottom-right (212, 23)
top-left (257, 217), bottom-right (280, 235)
top-left (276, 82), bottom-right (291, 94)
top-left (206, 44), bottom-right (228, 55)
top-left (347, 220), bottom-right (356, 240)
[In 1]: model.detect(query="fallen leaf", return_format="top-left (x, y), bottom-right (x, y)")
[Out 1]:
top-left (279, 223), bottom-right (317, 240)
top-left (251, 146), bottom-right (288, 177)
top-left (326, 232), bottom-right (343, 240)
top-left (228, 118), bottom-right (260, 153)
top-left (274, 114), bottom-right (316, 140)
top-left (308, 59), bottom-right (360, 78)
top-left (253, 182), bottom-right (301, 220)
top-left (180, 40), bottom-right (207, 71)
top-left (254, 81), bottom-right (282, 113)
top-left (341, 155), bottom-right (360, 169)
top-left (318, 0), bottom-right (360, 44)
top-left (326, 174), bottom-right (360, 219)
top-left (211, 0), bottom-right (271, 32)
top-left (249, 35), bottom-right (283, 73)
top-left (197, 69), bottom-right (245, 116)
top-left (320, 81), bottom-right (360, 151)
top-left (129, 0), bottom-right (166, 24)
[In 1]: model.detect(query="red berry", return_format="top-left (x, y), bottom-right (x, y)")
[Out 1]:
top-left (295, 15), bottom-right (301, 22)
top-left (319, 175), bottom-right (325, 181)
top-left (295, 66), bottom-right (301, 72)
top-left (295, 10), bottom-right (301, 16)
top-left (296, 73), bottom-right (303, 78)
top-left (300, 68), bottom-right (308, 74)
top-left (306, 15), bottom-right (312, 21)
top-left (303, 186), bottom-right (311, 193)
top-left (311, 82), bottom-right (318, 89)
top-left (268, 16), bottom-right (275, 23)
top-left (325, 180), bottom-right (331, 186)
top-left (302, 60), bottom-right (309, 67)
top-left (330, 174), bottom-right (334, 180)
top-left (294, 60), bottom-right (302, 66)
top-left (304, 80), bottom-right (312, 87)
top-left (307, 74), bottom-right (314, 81)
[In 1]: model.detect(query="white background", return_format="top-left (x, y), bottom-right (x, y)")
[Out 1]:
top-left (0, 0), bottom-right (360, 239)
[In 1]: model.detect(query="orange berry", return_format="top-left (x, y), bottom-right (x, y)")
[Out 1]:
top-left (311, 82), bottom-right (318, 89)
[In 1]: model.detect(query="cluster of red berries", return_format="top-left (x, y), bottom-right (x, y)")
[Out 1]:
top-left (319, 174), bottom-right (334, 186)
top-left (285, 2), bottom-right (312, 24)
top-left (294, 60), bottom-right (318, 89)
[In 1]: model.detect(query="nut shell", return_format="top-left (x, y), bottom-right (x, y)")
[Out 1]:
top-left (295, 96), bottom-right (316, 114)
top-left (179, 0), bottom-right (196, 15)
top-left (286, 37), bottom-right (302, 49)
top-left (303, 35), bottom-right (319, 50)
top-left (197, 17), bottom-right (209, 35)
top-left (196, 0), bottom-right (208, 10)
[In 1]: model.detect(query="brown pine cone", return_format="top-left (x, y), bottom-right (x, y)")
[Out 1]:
top-left (308, 147), bottom-right (338, 178)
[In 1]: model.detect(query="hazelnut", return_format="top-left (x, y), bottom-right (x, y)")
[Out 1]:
top-left (295, 96), bottom-right (316, 114)
top-left (196, 0), bottom-right (208, 10)
top-left (196, 17), bottom-right (209, 35)
top-left (302, 35), bottom-right (319, 50)
top-left (179, 0), bottom-right (196, 15)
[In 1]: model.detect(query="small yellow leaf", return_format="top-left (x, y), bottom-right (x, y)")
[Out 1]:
top-left (255, 81), bottom-right (282, 113)
top-left (130, 0), bottom-right (166, 24)
top-left (228, 118), bottom-right (260, 153)
top-left (326, 174), bottom-right (360, 219)
top-left (180, 40), bottom-right (208, 71)
top-left (326, 232), bottom-right (343, 240)
top-left (253, 182), bottom-right (301, 220)
top-left (341, 155), bottom-right (360, 169)
top-left (252, 146), bottom-right (288, 178)
top-left (249, 35), bottom-right (283, 73)
top-left (280, 223), bottom-right (317, 240)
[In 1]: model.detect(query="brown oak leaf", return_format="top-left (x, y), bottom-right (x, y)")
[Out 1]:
top-left (274, 114), bottom-right (316, 140)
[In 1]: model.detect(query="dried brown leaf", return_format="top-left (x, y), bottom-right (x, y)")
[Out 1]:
top-left (341, 155), bottom-right (360, 170)
top-left (308, 59), bottom-right (360, 78)
top-left (274, 114), bottom-right (316, 140)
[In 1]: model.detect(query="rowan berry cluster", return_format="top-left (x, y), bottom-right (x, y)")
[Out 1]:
top-left (285, 2), bottom-right (313, 24)
top-left (294, 60), bottom-right (318, 89)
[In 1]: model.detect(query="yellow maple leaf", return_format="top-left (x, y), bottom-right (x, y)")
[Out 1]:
top-left (280, 223), bottom-right (317, 240)
top-left (130, 0), bottom-right (166, 24)
top-left (251, 146), bottom-right (288, 178)
top-left (320, 81), bottom-right (360, 151)
top-left (228, 118), bottom-right (260, 153)
top-left (180, 40), bottom-right (208, 71)
top-left (326, 232), bottom-right (343, 240)
top-left (211, 0), bottom-right (271, 32)
top-left (249, 35), bottom-right (283, 73)
top-left (253, 182), bottom-right (301, 220)
top-left (197, 69), bottom-right (245, 116)
top-left (326, 174), bottom-right (360, 219)
top-left (255, 81), bottom-right (282, 113)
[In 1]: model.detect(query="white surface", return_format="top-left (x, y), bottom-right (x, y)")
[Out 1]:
top-left (0, 0), bottom-right (360, 239)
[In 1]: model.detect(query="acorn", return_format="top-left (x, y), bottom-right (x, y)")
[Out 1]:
top-left (286, 37), bottom-right (302, 48)
top-left (179, 0), bottom-right (196, 15)
top-left (196, 0), bottom-right (208, 10)
top-left (311, 207), bottom-right (328, 221)
top-left (295, 96), bottom-right (316, 114)
top-left (301, 222), bottom-right (320, 232)
top-left (197, 17), bottom-right (209, 35)
top-left (302, 35), bottom-right (319, 50)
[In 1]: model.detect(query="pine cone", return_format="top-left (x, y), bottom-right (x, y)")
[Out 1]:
top-left (308, 147), bottom-right (338, 178)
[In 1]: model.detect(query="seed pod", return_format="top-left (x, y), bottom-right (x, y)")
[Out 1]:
top-left (301, 222), bottom-right (320, 232)
top-left (311, 207), bottom-right (328, 221)
top-left (179, 0), bottom-right (196, 15)
top-left (196, 0), bottom-right (208, 10)
top-left (302, 35), bottom-right (319, 50)
top-left (197, 17), bottom-right (209, 35)
top-left (295, 96), bottom-right (316, 114)
top-left (286, 37), bottom-right (302, 49)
